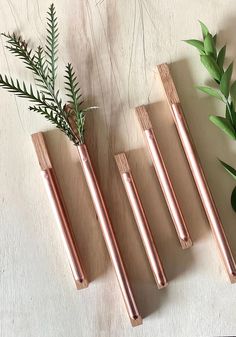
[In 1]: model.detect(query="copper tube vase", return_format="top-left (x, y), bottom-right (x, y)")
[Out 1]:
top-left (136, 106), bottom-right (192, 249)
top-left (77, 144), bottom-right (142, 326)
top-left (115, 153), bottom-right (167, 288)
top-left (32, 132), bottom-right (88, 289)
top-left (157, 63), bottom-right (236, 282)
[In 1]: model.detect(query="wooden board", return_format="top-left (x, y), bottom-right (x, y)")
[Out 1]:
top-left (0, 1), bottom-right (236, 336)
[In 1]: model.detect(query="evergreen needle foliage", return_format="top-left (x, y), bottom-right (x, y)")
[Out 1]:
top-left (185, 21), bottom-right (236, 211)
top-left (0, 3), bottom-right (94, 145)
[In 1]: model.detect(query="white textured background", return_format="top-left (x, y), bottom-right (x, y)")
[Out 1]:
top-left (1, 0), bottom-right (236, 336)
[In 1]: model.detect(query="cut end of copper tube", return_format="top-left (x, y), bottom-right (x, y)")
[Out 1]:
top-left (130, 315), bottom-right (143, 327)
top-left (180, 236), bottom-right (193, 250)
top-left (157, 280), bottom-right (168, 289)
top-left (229, 271), bottom-right (236, 284)
top-left (75, 278), bottom-right (89, 290)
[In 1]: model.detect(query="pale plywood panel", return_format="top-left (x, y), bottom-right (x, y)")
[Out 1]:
top-left (0, 0), bottom-right (236, 336)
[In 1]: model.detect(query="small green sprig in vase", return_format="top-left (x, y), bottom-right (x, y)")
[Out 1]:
top-left (0, 3), bottom-right (96, 145)
top-left (185, 21), bottom-right (236, 211)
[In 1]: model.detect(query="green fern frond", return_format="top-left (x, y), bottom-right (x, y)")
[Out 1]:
top-left (64, 63), bottom-right (85, 142)
top-left (2, 32), bottom-right (36, 72)
top-left (2, 33), bottom-right (52, 95)
top-left (29, 105), bottom-right (77, 142)
top-left (64, 63), bottom-right (83, 111)
top-left (0, 3), bottom-right (95, 145)
top-left (0, 74), bottom-right (47, 106)
top-left (35, 46), bottom-right (48, 76)
top-left (45, 3), bottom-right (59, 91)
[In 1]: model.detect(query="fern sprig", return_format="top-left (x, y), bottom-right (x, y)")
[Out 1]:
top-left (45, 3), bottom-right (59, 91)
top-left (2, 32), bottom-right (38, 74)
top-left (0, 72), bottom-right (78, 142)
top-left (0, 74), bottom-right (48, 107)
top-left (64, 63), bottom-right (85, 142)
top-left (0, 3), bottom-right (95, 146)
top-left (29, 105), bottom-right (77, 142)
top-left (2, 32), bottom-right (53, 97)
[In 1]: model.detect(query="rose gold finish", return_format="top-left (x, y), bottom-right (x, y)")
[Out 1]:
top-left (136, 106), bottom-right (192, 249)
top-left (42, 169), bottom-right (88, 289)
top-left (115, 153), bottom-right (167, 288)
top-left (157, 63), bottom-right (236, 282)
top-left (31, 132), bottom-right (88, 289)
top-left (77, 144), bottom-right (142, 326)
top-left (172, 103), bottom-right (236, 282)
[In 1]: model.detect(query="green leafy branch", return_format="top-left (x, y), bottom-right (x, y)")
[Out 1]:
top-left (0, 3), bottom-right (95, 145)
top-left (185, 21), bottom-right (236, 211)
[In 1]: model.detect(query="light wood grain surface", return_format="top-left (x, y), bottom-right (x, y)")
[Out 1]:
top-left (1, 0), bottom-right (236, 336)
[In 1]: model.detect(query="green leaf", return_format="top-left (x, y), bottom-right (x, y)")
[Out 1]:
top-left (197, 86), bottom-right (223, 101)
top-left (220, 62), bottom-right (233, 98)
top-left (217, 45), bottom-right (226, 71)
top-left (199, 21), bottom-right (209, 39)
top-left (230, 81), bottom-right (236, 128)
top-left (213, 34), bottom-right (217, 44)
top-left (204, 33), bottom-right (216, 57)
top-left (229, 102), bottom-right (236, 128)
top-left (200, 55), bottom-right (222, 81)
top-left (209, 115), bottom-right (236, 139)
top-left (225, 104), bottom-right (231, 122)
top-left (219, 159), bottom-right (236, 180)
top-left (184, 39), bottom-right (205, 52)
top-left (230, 80), bottom-right (236, 106)
top-left (231, 186), bottom-right (236, 212)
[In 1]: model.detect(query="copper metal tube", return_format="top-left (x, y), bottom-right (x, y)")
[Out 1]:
top-left (77, 144), bottom-right (142, 326)
top-left (157, 63), bottom-right (236, 282)
top-left (136, 106), bottom-right (192, 249)
top-left (115, 153), bottom-right (167, 288)
top-left (31, 132), bottom-right (88, 289)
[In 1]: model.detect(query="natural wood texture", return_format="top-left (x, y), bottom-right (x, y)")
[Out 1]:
top-left (157, 63), bottom-right (180, 105)
top-left (135, 106), bottom-right (152, 130)
top-left (114, 153), bottom-right (130, 173)
top-left (31, 132), bottom-right (52, 170)
top-left (1, 1), bottom-right (236, 336)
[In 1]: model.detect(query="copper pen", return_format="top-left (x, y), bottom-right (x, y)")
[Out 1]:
top-left (157, 63), bottom-right (236, 282)
top-left (115, 153), bottom-right (167, 288)
top-left (31, 132), bottom-right (88, 289)
top-left (136, 106), bottom-right (192, 249)
top-left (77, 144), bottom-right (142, 326)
